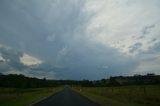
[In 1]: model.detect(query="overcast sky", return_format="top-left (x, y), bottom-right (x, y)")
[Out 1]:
top-left (0, 0), bottom-right (160, 80)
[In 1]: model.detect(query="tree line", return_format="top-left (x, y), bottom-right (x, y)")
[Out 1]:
top-left (0, 73), bottom-right (160, 88)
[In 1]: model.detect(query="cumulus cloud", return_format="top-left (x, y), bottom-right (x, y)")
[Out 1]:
top-left (20, 53), bottom-right (42, 66)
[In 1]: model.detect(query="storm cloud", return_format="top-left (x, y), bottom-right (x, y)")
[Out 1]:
top-left (0, 45), bottom-right (26, 70)
top-left (0, 0), bottom-right (160, 80)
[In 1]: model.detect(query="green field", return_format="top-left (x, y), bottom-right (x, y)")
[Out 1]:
top-left (0, 87), bottom-right (61, 106)
top-left (73, 85), bottom-right (160, 106)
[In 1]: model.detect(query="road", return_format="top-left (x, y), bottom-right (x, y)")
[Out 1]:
top-left (32, 88), bottom-right (100, 106)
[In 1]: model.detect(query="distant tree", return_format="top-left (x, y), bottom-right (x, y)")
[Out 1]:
top-left (0, 73), bottom-right (160, 88)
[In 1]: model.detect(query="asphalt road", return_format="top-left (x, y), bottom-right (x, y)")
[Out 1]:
top-left (32, 88), bottom-right (100, 106)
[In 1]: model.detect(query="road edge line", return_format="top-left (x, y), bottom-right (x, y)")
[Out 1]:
top-left (28, 89), bottom-right (63, 106)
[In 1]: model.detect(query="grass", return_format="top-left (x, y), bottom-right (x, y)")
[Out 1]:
top-left (0, 87), bottom-right (62, 106)
top-left (73, 85), bottom-right (160, 106)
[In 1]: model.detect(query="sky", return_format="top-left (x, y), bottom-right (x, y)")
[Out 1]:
top-left (0, 0), bottom-right (160, 80)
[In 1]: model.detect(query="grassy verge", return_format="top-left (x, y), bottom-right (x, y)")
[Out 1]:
top-left (73, 85), bottom-right (160, 106)
top-left (0, 87), bottom-right (62, 106)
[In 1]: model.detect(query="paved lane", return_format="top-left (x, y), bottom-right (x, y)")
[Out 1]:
top-left (32, 88), bottom-right (100, 106)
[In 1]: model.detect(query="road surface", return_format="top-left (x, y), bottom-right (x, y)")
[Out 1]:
top-left (32, 88), bottom-right (100, 106)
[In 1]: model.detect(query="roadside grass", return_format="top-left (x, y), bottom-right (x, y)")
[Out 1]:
top-left (73, 85), bottom-right (160, 106)
top-left (0, 87), bottom-right (62, 106)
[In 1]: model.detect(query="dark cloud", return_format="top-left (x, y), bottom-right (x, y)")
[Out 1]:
top-left (49, 42), bottom-right (139, 79)
top-left (136, 41), bottom-right (160, 62)
top-left (142, 24), bottom-right (155, 35)
top-left (148, 42), bottom-right (160, 53)
top-left (148, 38), bottom-right (157, 44)
top-left (0, 45), bottom-right (26, 71)
top-left (0, 0), bottom-right (87, 61)
top-left (129, 43), bottom-right (142, 53)
top-left (132, 35), bottom-right (145, 40)
top-left (0, 0), bottom-right (159, 79)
